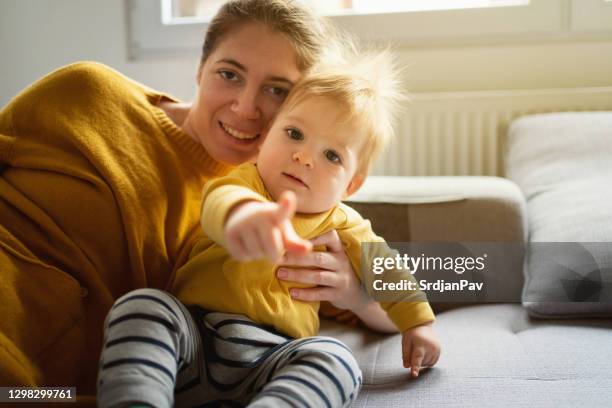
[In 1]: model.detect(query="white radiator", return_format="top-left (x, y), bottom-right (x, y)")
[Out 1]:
top-left (371, 87), bottom-right (612, 177)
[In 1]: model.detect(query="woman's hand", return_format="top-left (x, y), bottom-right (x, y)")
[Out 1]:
top-left (276, 229), bottom-right (369, 311)
top-left (277, 230), bottom-right (397, 333)
top-left (276, 229), bottom-right (399, 333)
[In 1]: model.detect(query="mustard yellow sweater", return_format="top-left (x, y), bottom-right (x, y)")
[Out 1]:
top-left (0, 62), bottom-right (230, 391)
top-left (172, 164), bottom-right (434, 338)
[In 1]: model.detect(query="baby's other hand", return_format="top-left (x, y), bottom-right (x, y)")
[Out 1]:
top-left (401, 322), bottom-right (441, 378)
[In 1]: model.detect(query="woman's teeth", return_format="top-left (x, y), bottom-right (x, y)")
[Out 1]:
top-left (221, 122), bottom-right (257, 140)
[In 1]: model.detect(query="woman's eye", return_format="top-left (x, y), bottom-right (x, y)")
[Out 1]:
top-left (324, 149), bottom-right (342, 163)
top-left (268, 86), bottom-right (289, 99)
top-left (286, 128), bottom-right (303, 141)
top-left (218, 70), bottom-right (238, 81)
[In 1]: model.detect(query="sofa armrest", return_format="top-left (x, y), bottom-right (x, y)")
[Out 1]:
top-left (345, 176), bottom-right (527, 308)
top-left (346, 176), bottom-right (527, 243)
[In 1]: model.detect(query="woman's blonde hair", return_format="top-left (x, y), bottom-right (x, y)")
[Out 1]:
top-left (282, 43), bottom-right (407, 175)
top-left (201, 0), bottom-right (332, 71)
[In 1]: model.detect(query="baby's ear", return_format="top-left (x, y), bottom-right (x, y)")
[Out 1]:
top-left (344, 173), bottom-right (365, 198)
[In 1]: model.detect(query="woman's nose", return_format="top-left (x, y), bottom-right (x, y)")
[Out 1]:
top-left (231, 87), bottom-right (260, 120)
top-left (292, 151), bottom-right (313, 168)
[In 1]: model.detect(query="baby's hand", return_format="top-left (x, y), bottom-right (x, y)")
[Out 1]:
top-left (224, 191), bottom-right (312, 263)
top-left (401, 322), bottom-right (441, 378)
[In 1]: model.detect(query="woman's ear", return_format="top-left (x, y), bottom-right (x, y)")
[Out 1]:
top-left (196, 64), bottom-right (204, 85)
top-left (344, 173), bottom-right (365, 198)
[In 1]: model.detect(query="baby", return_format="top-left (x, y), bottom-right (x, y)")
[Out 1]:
top-left (98, 50), bottom-right (440, 408)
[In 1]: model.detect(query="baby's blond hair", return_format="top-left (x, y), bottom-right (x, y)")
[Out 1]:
top-left (282, 42), bottom-right (406, 175)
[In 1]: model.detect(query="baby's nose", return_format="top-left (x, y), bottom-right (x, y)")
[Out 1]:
top-left (292, 151), bottom-right (313, 168)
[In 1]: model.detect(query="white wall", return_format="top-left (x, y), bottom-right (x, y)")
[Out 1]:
top-left (399, 40), bottom-right (612, 93)
top-left (2, 0), bottom-right (612, 108)
top-left (0, 0), bottom-right (200, 107)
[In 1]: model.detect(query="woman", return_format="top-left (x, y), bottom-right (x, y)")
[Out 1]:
top-left (0, 0), bottom-right (394, 394)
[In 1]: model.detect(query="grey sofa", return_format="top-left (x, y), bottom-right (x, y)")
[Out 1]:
top-left (320, 175), bottom-right (612, 408)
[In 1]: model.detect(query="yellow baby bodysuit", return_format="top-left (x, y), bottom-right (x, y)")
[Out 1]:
top-left (172, 164), bottom-right (435, 338)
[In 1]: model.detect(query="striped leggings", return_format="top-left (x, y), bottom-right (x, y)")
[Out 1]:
top-left (97, 288), bottom-right (362, 407)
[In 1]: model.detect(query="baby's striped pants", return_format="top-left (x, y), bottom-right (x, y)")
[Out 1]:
top-left (97, 288), bottom-right (362, 407)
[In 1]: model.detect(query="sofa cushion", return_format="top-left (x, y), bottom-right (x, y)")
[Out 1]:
top-left (346, 176), bottom-right (527, 307)
top-left (506, 112), bottom-right (612, 317)
top-left (320, 304), bottom-right (612, 407)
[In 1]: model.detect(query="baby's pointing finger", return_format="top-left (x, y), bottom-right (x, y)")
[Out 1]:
top-left (258, 225), bottom-right (283, 262)
top-left (274, 191), bottom-right (297, 223)
top-left (281, 221), bottom-right (312, 255)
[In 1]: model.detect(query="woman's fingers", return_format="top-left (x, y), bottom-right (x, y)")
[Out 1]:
top-left (276, 228), bottom-right (366, 311)
top-left (277, 268), bottom-right (339, 287)
top-left (289, 286), bottom-right (335, 302)
top-left (281, 250), bottom-right (337, 270)
top-left (308, 229), bottom-right (343, 252)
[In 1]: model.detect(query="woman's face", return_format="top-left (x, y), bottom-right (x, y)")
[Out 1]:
top-left (185, 22), bottom-right (302, 165)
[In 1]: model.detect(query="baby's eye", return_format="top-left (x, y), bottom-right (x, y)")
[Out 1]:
top-left (324, 149), bottom-right (342, 164)
top-left (218, 70), bottom-right (238, 81)
top-left (286, 128), bottom-right (303, 141)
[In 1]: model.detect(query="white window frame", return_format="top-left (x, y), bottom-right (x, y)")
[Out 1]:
top-left (125, 0), bottom-right (612, 59)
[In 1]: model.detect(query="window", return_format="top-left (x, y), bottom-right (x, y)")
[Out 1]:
top-left (166, 0), bottom-right (529, 22)
top-left (126, 0), bottom-right (612, 59)
top-left (162, 0), bottom-right (226, 23)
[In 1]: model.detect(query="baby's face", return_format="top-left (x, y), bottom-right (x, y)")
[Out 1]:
top-left (257, 96), bottom-right (365, 213)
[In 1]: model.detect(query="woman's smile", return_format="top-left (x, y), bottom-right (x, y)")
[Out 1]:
top-left (219, 121), bottom-right (261, 142)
